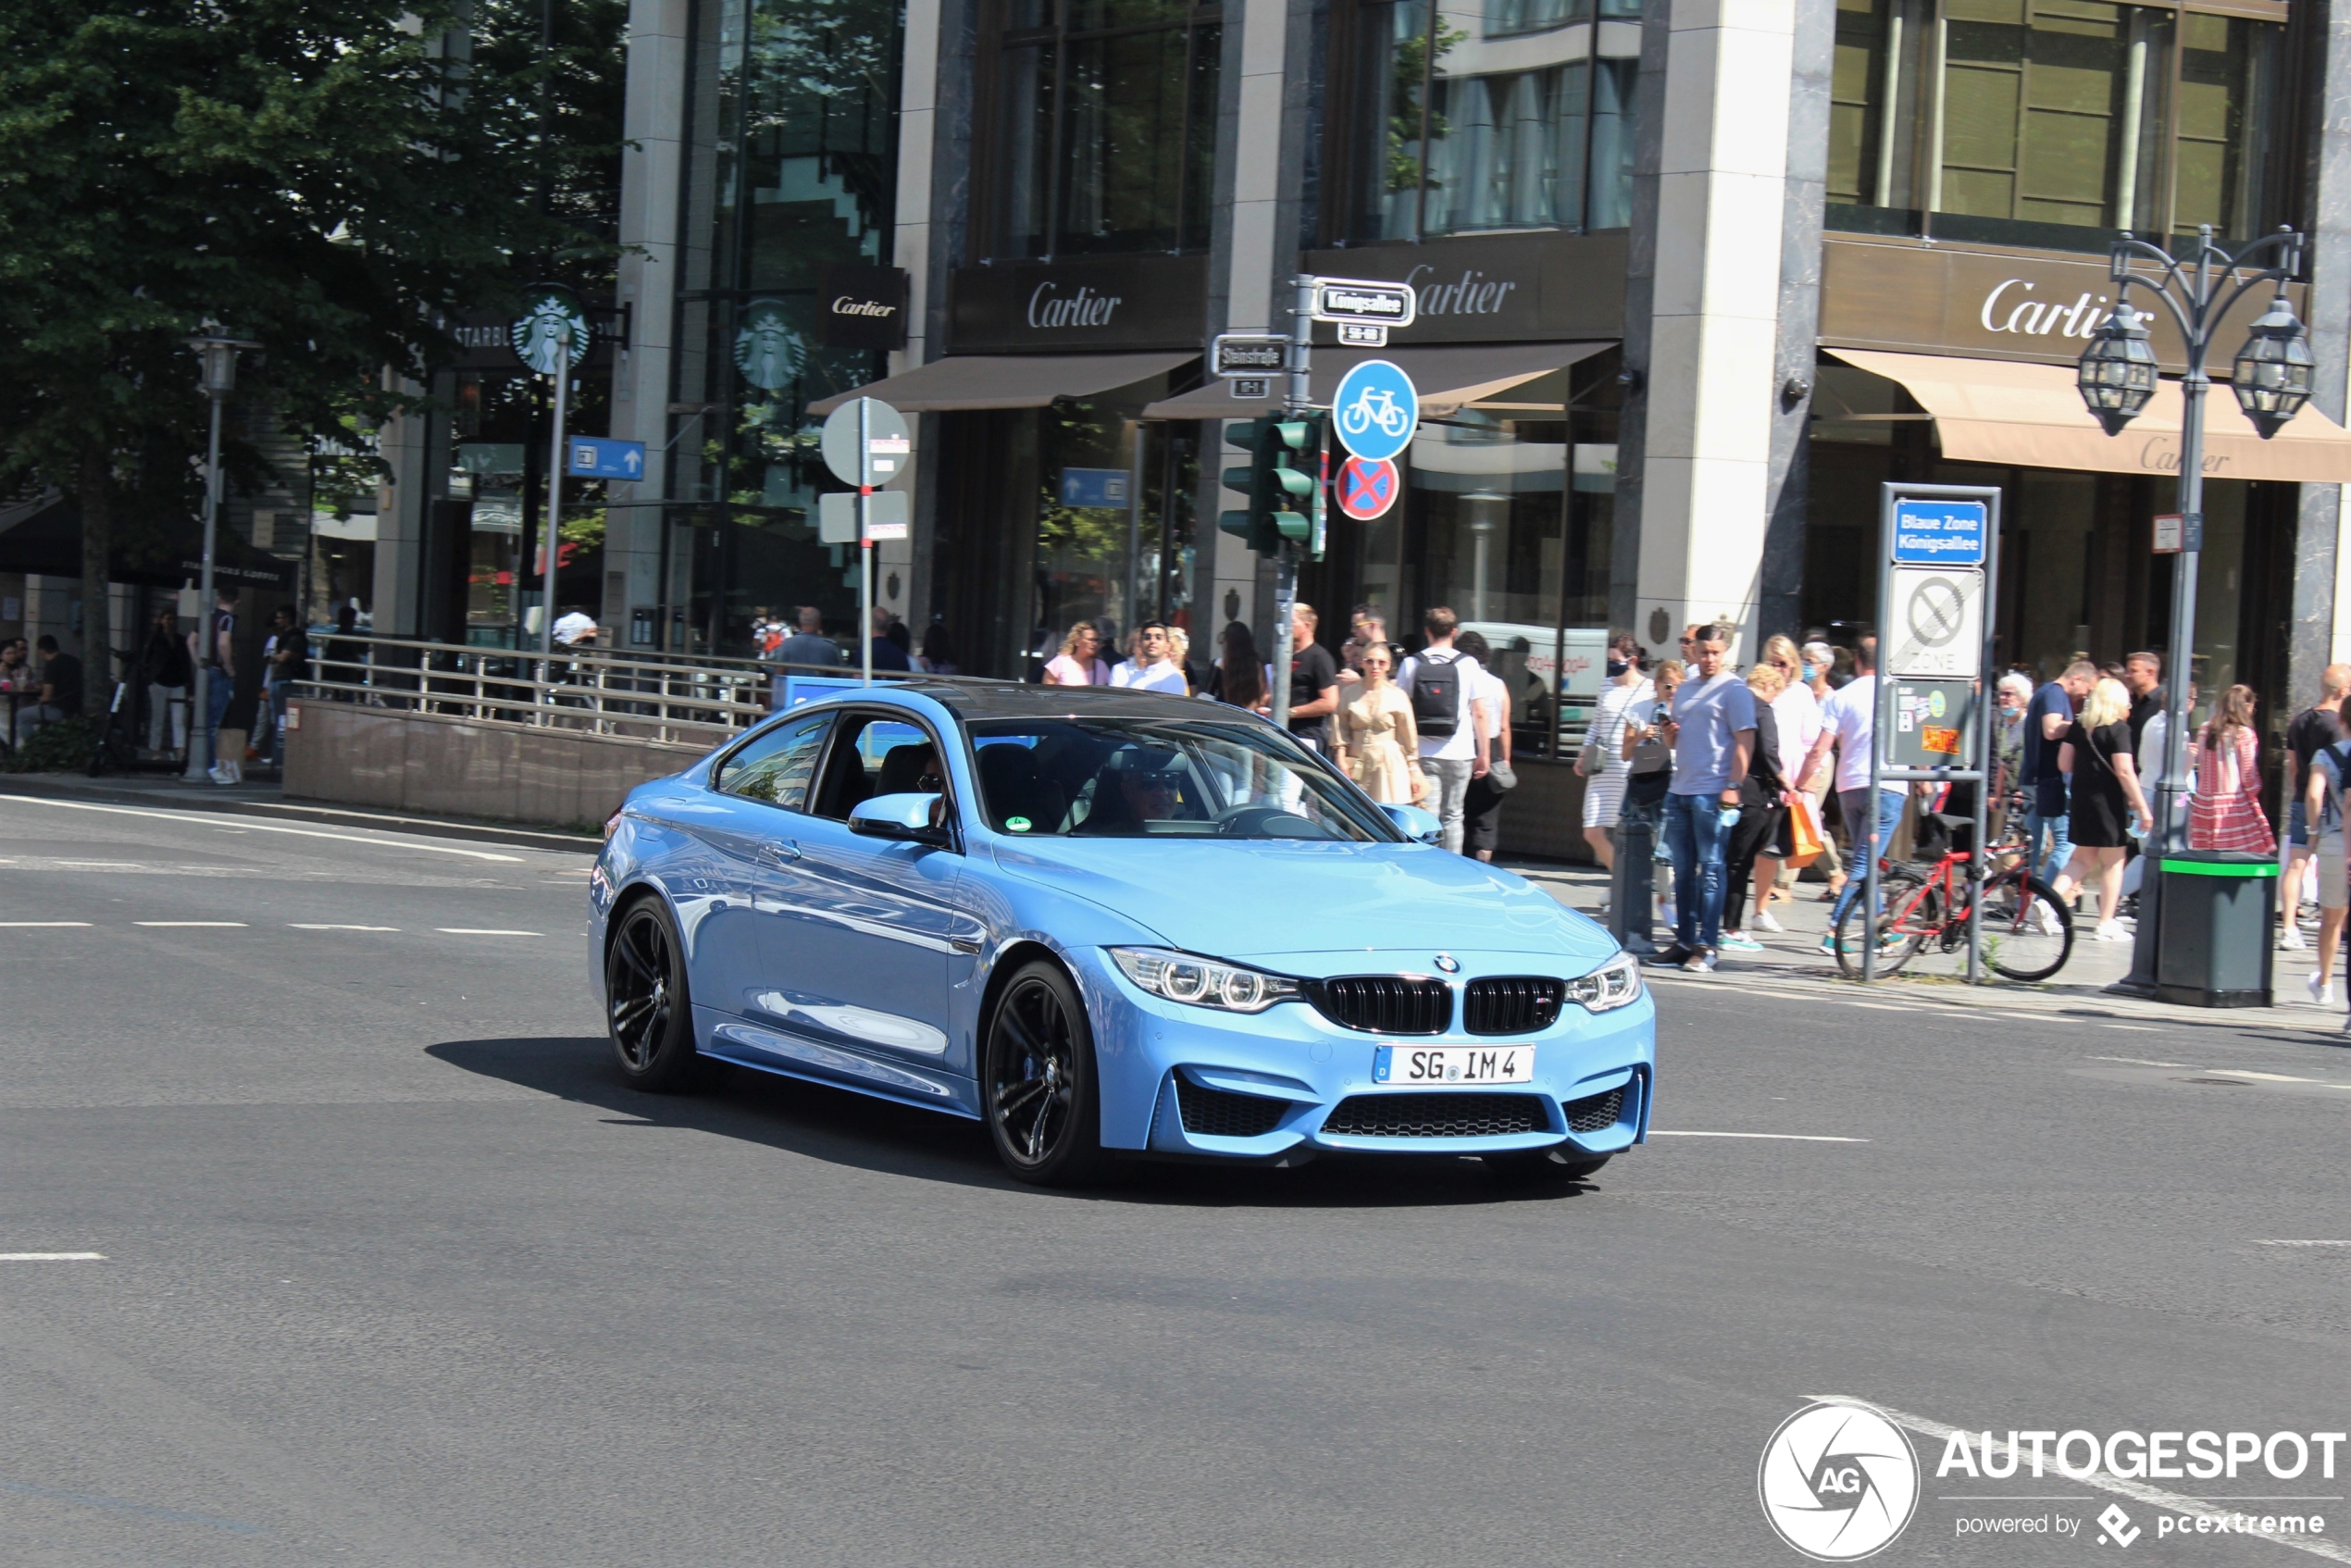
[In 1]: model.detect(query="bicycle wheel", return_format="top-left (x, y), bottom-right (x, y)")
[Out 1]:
top-left (1977, 874), bottom-right (2073, 981)
top-left (1832, 869), bottom-right (1932, 978)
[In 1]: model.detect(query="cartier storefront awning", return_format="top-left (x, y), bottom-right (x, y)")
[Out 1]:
top-left (1828, 348), bottom-right (2351, 483)
top-left (1142, 342), bottom-right (1615, 421)
top-left (807, 351), bottom-right (1198, 417)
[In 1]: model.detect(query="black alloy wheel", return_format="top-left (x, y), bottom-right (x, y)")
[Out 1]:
top-left (605, 898), bottom-right (698, 1090)
top-left (983, 961), bottom-right (1112, 1186)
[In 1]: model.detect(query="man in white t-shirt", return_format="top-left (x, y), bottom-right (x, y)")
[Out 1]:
top-left (1800, 635), bottom-right (1909, 944)
top-left (1110, 624), bottom-right (1188, 694)
top-left (1397, 606), bottom-right (1490, 853)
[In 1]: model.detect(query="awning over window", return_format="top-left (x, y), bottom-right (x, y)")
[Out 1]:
top-left (1827, 348), bottom-right (2351, 484)
top-left (0, 495), bottom-right (299, 591)
top-left (1141, 341), bottom-right (1615, 421)
top-left (806, 351), bottom-right (1198, 416)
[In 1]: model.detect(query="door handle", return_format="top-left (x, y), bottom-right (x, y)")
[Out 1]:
top-left (951, 936), bottom-right (981, 954)
top-left (760, 840), bottom-right (802, 863)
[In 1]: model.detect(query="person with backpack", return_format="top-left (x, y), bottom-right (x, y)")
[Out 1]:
top-left (1397, 606), bottom-right (1490, 854)
top-left (2298, 691), bottom-right (2351, 1006)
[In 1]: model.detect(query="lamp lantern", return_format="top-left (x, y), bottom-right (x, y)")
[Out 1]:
top-left (2075, 304), bottom-right (2158, 435)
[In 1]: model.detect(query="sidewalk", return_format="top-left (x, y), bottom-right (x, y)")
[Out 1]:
top-left (0, 768), bottom-right (602, 853)
top-left (1508, 856), bottom-right (2351, 1039)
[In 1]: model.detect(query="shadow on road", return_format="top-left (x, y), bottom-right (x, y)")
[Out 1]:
top-left (427, 1036), bottom-right (1605, 1211)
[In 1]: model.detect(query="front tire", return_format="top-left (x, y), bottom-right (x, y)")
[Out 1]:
top-left (983, 961), bottom-right (1113, 1186)
top-left (604, 896), bottom-right (699, 1090)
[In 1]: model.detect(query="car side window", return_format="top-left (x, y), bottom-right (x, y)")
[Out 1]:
top-left (810, 713), bottom-right (951, 821)
top-left (714, 712), bottom-right (830, 809)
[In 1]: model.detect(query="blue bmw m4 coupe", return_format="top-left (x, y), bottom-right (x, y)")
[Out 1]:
top-left (588, 682), bottom-right (1654, 1185)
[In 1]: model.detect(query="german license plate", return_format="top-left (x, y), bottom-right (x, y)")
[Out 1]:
top-left (1372, 1045), bottom-right (1534, 1085)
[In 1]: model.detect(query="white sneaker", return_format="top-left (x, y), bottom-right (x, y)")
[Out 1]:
top-left (2094, 920), bottom-right (2130, 942)
top-left (2033, 904), bottom-right (2064, 937)
top-left (2282, 927), bottom-right (2308, 950)
top-left (2308, 972), bottom-right (2337, 1007)
top-left (206, 763), bottom-right (229, 784)
top-left (1755, 910), bottom-right (1784, 933)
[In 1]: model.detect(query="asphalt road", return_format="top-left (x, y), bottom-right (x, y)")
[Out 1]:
top-left (4, 788), bottom-right (2349, 1567)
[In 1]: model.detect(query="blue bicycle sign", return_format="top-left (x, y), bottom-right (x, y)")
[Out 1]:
top-left (1330, 358), bottom-right (1419, 463)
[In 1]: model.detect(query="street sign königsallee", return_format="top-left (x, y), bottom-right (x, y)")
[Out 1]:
top-left (1312, 277), bottom-right (1418, 328)
top-left (1889, 497), bottom-right (1987, 566)
top-left (1212, 334), bottom-right (1287, 377)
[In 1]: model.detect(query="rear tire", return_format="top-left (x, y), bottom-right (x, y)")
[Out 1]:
top-left (1833, 869), bottom-right (1929, 977)
top-left (604, 896), bottom-right (699, 1091)
top-left (1981, 874), bottom-right (2074, 981)
top-left (1488, 1148), bottom-right (1611, 1185)
top-left (983, 961), bottom-right (1113, 1187)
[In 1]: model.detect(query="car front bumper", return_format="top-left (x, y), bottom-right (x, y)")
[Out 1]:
top-left (1070, 948), bottom-right (1656, 1161)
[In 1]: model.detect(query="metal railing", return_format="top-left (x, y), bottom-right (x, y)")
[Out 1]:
top-left (292, 633), bottom-right (1006, 747)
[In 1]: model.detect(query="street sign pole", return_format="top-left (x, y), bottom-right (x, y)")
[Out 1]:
top-left (859, 394), bottom-right (873, 690)
top-left (1270, 276), bottom-right (1316, 730)
top-left (541, 356), bottom-right (569, 689)
top-left (1868, 483), bottom-right (2000, 983)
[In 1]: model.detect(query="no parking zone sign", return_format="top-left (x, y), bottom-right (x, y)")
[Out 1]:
top-left (1335, 455), bottom-right (1399, 521)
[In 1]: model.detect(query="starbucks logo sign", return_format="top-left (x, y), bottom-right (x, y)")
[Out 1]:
top-left (733, 299), bottom-right (802, 392)
top-left (511, 288), bottom-right (591, 376)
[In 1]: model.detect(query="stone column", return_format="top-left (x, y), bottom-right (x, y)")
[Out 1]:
top-left (1619, 0), bottom-right (1798, 663)
top-left (2302, 4), bottom-right (2351, 678)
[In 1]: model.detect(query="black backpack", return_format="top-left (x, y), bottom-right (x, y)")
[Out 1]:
top-left (1410, 652), bottom-right (1461, 738)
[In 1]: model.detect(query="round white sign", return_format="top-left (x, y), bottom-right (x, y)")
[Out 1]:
top-left (1757, 1400), bottom-right (1920, 1562)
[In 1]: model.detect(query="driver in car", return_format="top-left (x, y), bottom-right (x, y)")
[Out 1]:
top-left (1081, 749), bottom-right (1187, 832)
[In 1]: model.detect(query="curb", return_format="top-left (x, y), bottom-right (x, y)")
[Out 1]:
top-left (0, 773), bottom-right (602, 854)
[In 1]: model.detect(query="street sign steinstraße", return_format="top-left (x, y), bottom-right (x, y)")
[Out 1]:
top-left (1212, 334), bottom-right (1287, 377)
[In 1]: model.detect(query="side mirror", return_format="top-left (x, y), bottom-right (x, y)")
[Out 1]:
top-left (1383, 803), bottom-right (1442, 844)
top-left (849, 791), bottom-right (952, 847)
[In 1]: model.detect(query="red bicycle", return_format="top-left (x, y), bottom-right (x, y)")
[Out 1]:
top-left (1831, 810), bottom-right (2074, 981)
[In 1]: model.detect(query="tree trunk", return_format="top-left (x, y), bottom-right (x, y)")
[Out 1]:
top-left (78, 448), bottom-right (112, 671)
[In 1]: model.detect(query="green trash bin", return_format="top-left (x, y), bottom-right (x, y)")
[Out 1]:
top-left (2155, 851), bottom-right (2278, 1008)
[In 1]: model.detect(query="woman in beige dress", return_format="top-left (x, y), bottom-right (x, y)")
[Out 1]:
top-left (1334, 644), bottom-right (1425, 804)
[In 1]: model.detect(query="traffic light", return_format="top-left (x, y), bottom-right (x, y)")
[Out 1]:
top-left (1217, 414), bottom-right (1325, 556)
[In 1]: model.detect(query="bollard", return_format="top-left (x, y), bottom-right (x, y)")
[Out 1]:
top-left (1608, 815), bottom-right (1661, 956)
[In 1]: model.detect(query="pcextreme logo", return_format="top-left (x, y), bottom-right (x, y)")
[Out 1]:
top-left (1760, 1400), bottom-right (1922, 1561)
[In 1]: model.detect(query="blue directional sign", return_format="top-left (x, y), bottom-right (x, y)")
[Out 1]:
top-left (1330, 358), bottom-right (1419, 464)
top-left (567, 436), bottom-right (648, 480)
top-left (1058, 467), bottom-right (1132, 509)
top-left (1890, 498), bottom-right (1987, 566)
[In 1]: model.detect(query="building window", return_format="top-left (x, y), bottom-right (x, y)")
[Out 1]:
top-left (1827, 0), bottom-right (2286, 253)
top-left (1337, 0), bottom-right (1640, 244)
top-left (988, 0), bottom-right (1223, 259)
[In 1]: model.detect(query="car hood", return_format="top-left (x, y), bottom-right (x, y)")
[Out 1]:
top-left (988, 838), bottom-right (1616, 965)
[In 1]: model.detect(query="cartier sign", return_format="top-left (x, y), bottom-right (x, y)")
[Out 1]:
top-left (1301, 230), bottom-right (1625, 343)
top-left (948, 255), bottom-right (1206, 354)
top-left (1821, 234), bottom-right (2305, 371)
top-left (816, 264), bottom-right (909, 351)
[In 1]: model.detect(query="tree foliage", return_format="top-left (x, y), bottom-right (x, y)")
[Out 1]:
top-left (0, 0), bottom-right (617, 652)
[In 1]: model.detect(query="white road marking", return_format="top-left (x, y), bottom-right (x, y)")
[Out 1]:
top-left (0, 921), bottom-right (93, 927)
top-left (134, 921), bottom-right (248, 928)
top-left (435, 927), bottom-right (543, 937)
top-left (288, 924), bottom-right (401, 932)
top-left (2090, 1055), bottom-right (2194, 1067)
top-left (1811, 1394), bottom-right (2351, 1563)
top-left (2102, 1023), bottom-right (2161, 1031)
top-left (0, 793), bottom-right (524, 861)
top-left (1648, 1130), bottom-right (1871, 1143)
top-left (2255, 1239), bottom-right (2351, 1247)
top-left (0, 1252), bottom-right (105, 1262)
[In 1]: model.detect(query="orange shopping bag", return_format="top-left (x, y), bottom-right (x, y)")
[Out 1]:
top-left (1785, 792), bottom-right (1825, 868)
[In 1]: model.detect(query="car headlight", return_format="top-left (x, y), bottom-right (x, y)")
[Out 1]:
top-left (1108, 948), bottom-right (1300, 1014)
top-left (1564, 952), bottom-right (1643, 1013)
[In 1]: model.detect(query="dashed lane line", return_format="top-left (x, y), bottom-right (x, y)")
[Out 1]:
top-left (287, 924), bottom-right (400, 932)
top-left (0, 921), bottom-right (92, 927)
top-left (134, 921), bottom-right (248, 928)
top-left (0, 793), bottom-right (525, 862)
top-left (1648, 1130), bottom-right (1871, 1143)
top-left (0, 1252), bottom-right (106, 1262)
top-left (2255, 1239), bottom-right (2351, 1247)
top-left (434, 927), bottom-right (544, 937)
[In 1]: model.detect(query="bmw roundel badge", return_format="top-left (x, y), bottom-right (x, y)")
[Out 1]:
top-left (1434, 954), bottom-right (1461, 974)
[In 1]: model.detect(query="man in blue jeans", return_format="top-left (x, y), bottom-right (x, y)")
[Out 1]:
top-left (1651, 624), bottom-right (1756, 974)
top-left (2021, 661), bottom-right (2095, 885)
top-left (1801, 636), bottom-right (1911, 950)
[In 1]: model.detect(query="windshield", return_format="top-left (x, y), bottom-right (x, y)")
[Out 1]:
top-left (966, 716), bottom-right (1400, 841)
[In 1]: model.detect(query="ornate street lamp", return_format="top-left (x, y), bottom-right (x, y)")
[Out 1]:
top-left (2075, 224), bottom-right (2309, 996)
top-left (2075, 304), bottom-right (2158, 436)
top-left (2232, 290), bottom-right (2315, 438)
top-left (183, 331), bottom-right (262, 782)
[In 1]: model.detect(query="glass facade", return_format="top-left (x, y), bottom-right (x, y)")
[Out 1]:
top-left (667, 0), bottom-right (902, 656)
top-left (1339, 0), bottom-right (1640, 243)
top-left (986, 0), bottom-right (1223, 258)
top-left (1827, 0), bottom-right (2285, 252)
